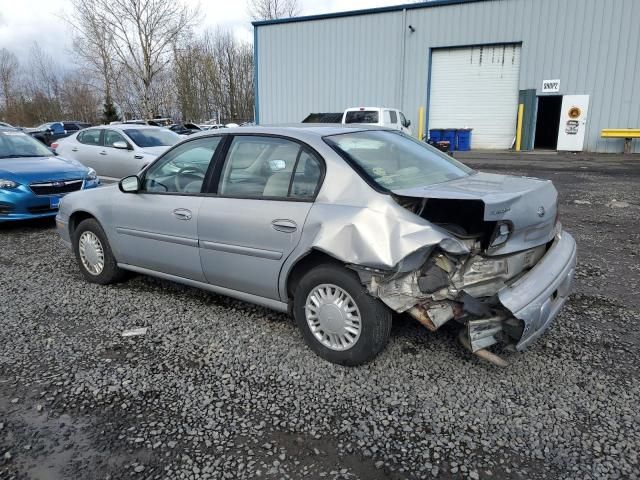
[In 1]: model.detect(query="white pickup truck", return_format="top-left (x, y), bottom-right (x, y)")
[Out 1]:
top-left (342, 107), bottom-right (412, 134)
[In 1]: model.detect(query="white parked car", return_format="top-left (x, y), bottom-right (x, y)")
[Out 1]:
top-left (342, 107), bottom-right (412, 134)
top-left (54, 125), bottom-right (181, 182)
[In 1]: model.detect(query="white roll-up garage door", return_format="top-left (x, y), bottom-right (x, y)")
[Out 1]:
top-left (428, 44), bottom-right (521, 149)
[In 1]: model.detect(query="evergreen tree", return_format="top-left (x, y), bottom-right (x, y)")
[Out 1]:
top-left (101, 96), bottom-right (120, 124)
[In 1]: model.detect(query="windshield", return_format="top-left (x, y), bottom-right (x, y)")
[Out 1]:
top-left (344, 110), bottom-right (379, 124)
top-left (324, 130), bottom-right (473, 190)
top-left (0, 130), bottom-right (54, 158)
top-left (123, 128), bottom-right (180, 148)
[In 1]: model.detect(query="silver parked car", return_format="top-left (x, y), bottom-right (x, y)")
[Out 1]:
top-left (56, 126), bottom-right (576, 366)
top-left (54, 125), bottom-right (181, 181)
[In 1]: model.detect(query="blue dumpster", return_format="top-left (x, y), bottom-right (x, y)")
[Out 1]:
top-left (456, 129), bottom-right (473, 151)
top-left (442, 129), bottom-right (457, 151)
top-left (429, 129), bottom-right (443, 142)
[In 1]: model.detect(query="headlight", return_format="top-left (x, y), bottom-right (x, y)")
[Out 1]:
top-left (489, 221), bottom-right (512, 248)
top-left (0, 179), bottom-right (19, 189)
top-left (86, 168), bottom-right (97, 181)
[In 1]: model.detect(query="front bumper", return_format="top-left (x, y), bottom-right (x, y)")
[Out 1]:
top-left (0, 179), bottom-right (98, 223)
top-left (498, 230), bottom-right (577, 350)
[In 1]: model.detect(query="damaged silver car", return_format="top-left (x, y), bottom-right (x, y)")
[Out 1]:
top-left (56, 126), bottom-right (576, 366)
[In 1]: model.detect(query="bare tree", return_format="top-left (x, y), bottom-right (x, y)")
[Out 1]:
top-left (68, 0), bottom-right (117, 103)
top-left (69, 0), bottom-right (200, 118)
top-left (0, 48), bottom-right (19, 115)
top-left (248, 0), bottom-right (300, 21)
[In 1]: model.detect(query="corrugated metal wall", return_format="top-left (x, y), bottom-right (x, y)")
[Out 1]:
top-left (256, 0), bottom-right (640, 152)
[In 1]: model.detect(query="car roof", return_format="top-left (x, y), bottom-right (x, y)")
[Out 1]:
top-left (200, 124), bottom-right (383, 137)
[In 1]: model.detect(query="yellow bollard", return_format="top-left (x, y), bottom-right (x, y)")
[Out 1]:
top-left (515, 103), bottom-right (524, 151)
top-left (418, 106), bottom-right (425, 140)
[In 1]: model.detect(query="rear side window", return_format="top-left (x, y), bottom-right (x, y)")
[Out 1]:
top-left (290, 150), bottom-right (322, 199)
top-left (218, 136), bottom-right (322, 200)
top-left (344, 110), bottom-right (379, 124)
top-left (78, 129), bottom-right (102, 146)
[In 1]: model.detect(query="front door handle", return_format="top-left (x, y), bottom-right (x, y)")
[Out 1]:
top-left (71, 147), bottom-right (78, 152)
top-left (173, 208), bottom-right (192, 220)
top-left (99, 150), bottom-right (107, 155)
top-left (272, 219), bottom-right (297, 233)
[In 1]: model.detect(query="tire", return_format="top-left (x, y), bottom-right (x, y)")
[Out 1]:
top-left (72, 218), bottom-right (125, 285)
top-left (293, 263), bottom-right (392, 366)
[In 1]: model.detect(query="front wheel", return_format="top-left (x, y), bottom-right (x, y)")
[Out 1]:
top-left (293, 264), bottom-right (392, 366)
top-left (72, 218), bottom-right (125, 285)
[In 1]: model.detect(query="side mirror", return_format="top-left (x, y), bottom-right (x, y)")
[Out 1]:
top-left (405, 120), bottom-right (411, 127)
top-left (119, 175), bottom-right (141, 193)
top-left (112, 141), bottom-right (129, 150)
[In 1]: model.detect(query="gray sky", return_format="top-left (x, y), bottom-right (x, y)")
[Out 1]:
top-left (0, 0), bottom-right (404, 63)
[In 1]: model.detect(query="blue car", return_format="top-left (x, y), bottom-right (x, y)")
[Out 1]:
top-left (0, 127), bottom-right (99, 222)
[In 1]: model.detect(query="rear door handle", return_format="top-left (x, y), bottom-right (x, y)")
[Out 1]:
top-left (99, 150), bottom-right (107, 155)
top-left (271, 219), bottom-right (297, 233)
top-left (173, 208), bottom-right (192, 220)
top-left (134, 154), bottom-right (144, 160)
top-left (71, 147), bottom-right (78, 152)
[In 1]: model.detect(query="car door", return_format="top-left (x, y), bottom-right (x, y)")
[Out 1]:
top-left (102, 129), bottom-right (145, 179)
top-left (111, 136), bottom-right (223, 281)
top-left (72, 128), bottom-right (104, 170)
top-left (198, 135), bottom-right (324, 300)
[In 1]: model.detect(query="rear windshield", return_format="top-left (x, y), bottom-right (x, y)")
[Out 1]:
top-left (324, 130), bottom-right (473, 190)
top-left (123, 128), bottom-right (180, 148)
top-left (344, 110), bottom-right (379, 124)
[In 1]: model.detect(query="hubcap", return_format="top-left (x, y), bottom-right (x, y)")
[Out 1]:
top-left (78, 231), bottom-right (105, 275)
top-left (305, 284), bottom-right (362, 351)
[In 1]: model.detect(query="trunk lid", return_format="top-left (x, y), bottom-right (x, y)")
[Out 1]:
top-left (392, 172), bottom-right (558, 255)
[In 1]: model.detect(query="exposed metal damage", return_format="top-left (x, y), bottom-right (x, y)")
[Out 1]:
top-left (288, 167), bottom-right (577, 366)
top-left (339, 176), bottom-right (577, 366)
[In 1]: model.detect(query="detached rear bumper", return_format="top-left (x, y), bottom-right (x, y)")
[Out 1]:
top-left (498, 230), bottom-right (577, 350)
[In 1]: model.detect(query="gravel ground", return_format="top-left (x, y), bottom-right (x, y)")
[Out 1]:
top-left (1, 152), bottom-right (639, 480)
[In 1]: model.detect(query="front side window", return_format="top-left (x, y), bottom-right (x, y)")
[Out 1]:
top-left (142, 137), bottom-right (221, 194)
top-left (124, 128), bottom-right (180, 148)
top-left (218, 136), bottom-right (322, 200)
top-left (344, 110), bottom-right (379, 124)
top-left (78, 129), bottom-right (102, 146)
top-left (389, 110), bottom-right (398, 124)
top-left (399, 112), bottom-right (408, 127)
top-left (104, 130), bottom-right (128, 148)
top-left (325, 130), bottom-right (472, 191)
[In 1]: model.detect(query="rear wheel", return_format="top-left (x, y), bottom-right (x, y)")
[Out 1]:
top-left (293, 264), bottom-right (392, 366)
top-left (72, 218), bottom-right (125, 284)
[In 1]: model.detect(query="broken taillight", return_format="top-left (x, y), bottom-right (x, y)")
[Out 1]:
top-left (489, 221), bottom-right (512, 248)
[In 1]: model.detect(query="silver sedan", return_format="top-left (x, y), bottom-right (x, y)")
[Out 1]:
top-left (56, 126), bottom-right (576, 366)
top-left (54, 124), bottom-right (181, 182)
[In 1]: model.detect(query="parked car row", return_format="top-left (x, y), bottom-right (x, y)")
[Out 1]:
top-left (28, 121), bottom-right (92, 146)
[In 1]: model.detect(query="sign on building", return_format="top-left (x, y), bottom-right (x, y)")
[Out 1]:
top-left (541, 79), bottom-right (561, 93)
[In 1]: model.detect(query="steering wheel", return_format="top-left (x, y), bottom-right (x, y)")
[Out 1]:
top-left (174, 166), bottom-right (205, 192)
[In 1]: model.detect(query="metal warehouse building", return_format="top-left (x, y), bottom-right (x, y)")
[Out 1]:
top-left (253, 0), bottom-right (640, 153)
